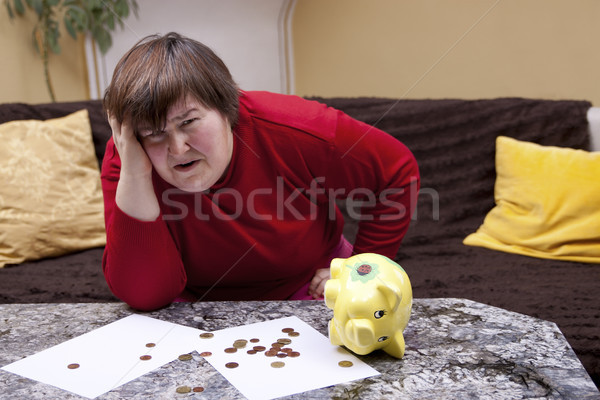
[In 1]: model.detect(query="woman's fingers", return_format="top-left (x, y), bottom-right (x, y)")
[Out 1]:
top-left (308, 268), bottom-right (331, 299)
top-left (107, 114), bottom-right (153, 176)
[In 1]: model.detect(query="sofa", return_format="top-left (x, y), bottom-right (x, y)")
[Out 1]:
top-left (0, 97), bottom-right (598, 388)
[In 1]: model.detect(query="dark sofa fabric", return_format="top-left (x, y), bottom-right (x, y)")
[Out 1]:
top-left (0, 97), bottom-right (598, 387)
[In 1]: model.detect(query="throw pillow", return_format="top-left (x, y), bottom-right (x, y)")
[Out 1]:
top-left (0, 109), bottom-right (106, 268)
top-left (463, 136), bottom-right (600, 263)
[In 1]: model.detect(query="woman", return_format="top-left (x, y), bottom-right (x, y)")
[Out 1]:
top-left (101, 32), bottom-right (419, 311)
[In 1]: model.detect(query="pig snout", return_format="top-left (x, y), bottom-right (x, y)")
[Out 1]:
top-left (344, 318), bottom-right (375, 352)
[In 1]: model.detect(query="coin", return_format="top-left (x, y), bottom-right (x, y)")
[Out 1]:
top-left (200, 351), bottom-right (212, 357)
top-left (253, 345), bottom-right (266, 352)
top-left (247, 349), bottom-right (257, 355)
top-left (193, 386), bottom-right (205, 392)
top-left (224, 347), bottom-right (237, 353)
top-left (288, 331), bottom-right (300, 337)
top-left (178, 353), bottom-right (193, 361)
top-left (282, 327), bottom-right (294, 333)
top-left (265, 350), bottom-right (278, 357)
top-left (250, 338), bottom-right (260, 343)
top-left (338, 360), bottom-right (354, 368)
top-left (140, 355), bottom-right (152, 361)
top-left (199, 332), bottom-right (214, 339)
top-left (289, 351), bottom-right (300, 357)
top-left (145, 343), bottom-right (156, 348)
top-left (271, 342), bottom-right (283, 349)
top-left (233, 339), bottom-right (247, 349)
top-left (225, 362), bottom-right (239, 369)
top-left (67, 363), bottom-right (80, 369)
top-left (277, 338), bottom-right (292, 345)
top-left (176, 385), bottom-right (191, 394)
top-left (277, 353), bottom-right (287, 358)
top-left (271, 361), bottom-right (285, 368)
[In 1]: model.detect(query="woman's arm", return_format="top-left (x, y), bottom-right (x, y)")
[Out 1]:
top-left (329, 110), bottom-right (420, 259)
top-left (101, 120), bottom-right (186, 311)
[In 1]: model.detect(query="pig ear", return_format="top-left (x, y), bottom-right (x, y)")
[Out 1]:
top-left (383, 330), bottom-right (406, 359)
top-left (378, 283), bottom-right (401, 312)
top-left (329, 258), bottom-right (344, 278)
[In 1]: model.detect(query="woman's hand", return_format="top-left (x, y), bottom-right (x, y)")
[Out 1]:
top-left (109, 114), bottom-right (160, 221)
top-left (308, 268), bottom-right (330, 299)
top-left (109, 114), bottom-right (153, 178)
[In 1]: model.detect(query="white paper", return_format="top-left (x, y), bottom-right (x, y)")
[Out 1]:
top-left (3, 314), bottom-right (379, 400)
top-left (1, 314), bottom-right (201, 399)
top-left (194, 316), bottom-right (380, 400)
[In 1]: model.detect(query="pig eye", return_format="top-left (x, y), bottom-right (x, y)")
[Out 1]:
top-left (374, 310), bottom-right (386, 319)
top-left (378, 336), bottom-right (388, 342)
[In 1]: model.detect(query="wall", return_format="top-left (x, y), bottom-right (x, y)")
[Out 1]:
top-left (4, 1), bottom-right (600, 106)
top-left (292, 0), bottom-right (600, 105)
top-left (0, 8), bottom-right (88, 104)
top-left (1, 0), bottom-right (291, 104)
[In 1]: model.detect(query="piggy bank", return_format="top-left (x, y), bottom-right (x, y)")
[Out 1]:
top-left (324, 253), bottom-right (412, 358)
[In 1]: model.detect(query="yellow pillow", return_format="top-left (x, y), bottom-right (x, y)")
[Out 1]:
top-left (463, 136), bottom-right (600, 263)
top-left (0, 109), bottom-right (106, 268)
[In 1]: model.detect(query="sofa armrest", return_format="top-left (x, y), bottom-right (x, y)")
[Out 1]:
top-left (586, 107), bottom-right (600, 151)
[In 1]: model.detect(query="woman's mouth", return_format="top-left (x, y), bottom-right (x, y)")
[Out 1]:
top-left (174, 160), bottom-right (198, 171)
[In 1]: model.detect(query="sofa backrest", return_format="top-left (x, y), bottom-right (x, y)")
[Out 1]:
top-left (586, 107), bottom-right (600, 151)
top-left (312, 97), bottom-right (592, 248)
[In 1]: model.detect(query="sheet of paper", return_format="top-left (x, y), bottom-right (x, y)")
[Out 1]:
top-left (194, 316), bottom-right (380, 400)
top-left (1, 314), bottom-right (201, 399)
top-left (3, 314), bottom-right (380, 400)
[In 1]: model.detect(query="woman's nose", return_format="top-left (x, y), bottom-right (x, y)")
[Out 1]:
top-left (168, 131), bottom-right (189, 155)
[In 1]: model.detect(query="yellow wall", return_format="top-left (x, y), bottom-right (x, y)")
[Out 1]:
top-left (292, 0), bottom-right (600, 105)
top-left (0, 9), bottom-right (88, 104)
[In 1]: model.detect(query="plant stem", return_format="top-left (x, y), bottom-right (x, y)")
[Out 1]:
top-left (41, 0), bottom-right (56, 102)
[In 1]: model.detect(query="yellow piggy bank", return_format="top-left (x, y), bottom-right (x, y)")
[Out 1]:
top-left (324, 253), bottom-right (412, 358)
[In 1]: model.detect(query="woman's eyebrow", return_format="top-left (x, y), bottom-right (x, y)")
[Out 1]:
top-left (168, 108), bottom-right (199, 123)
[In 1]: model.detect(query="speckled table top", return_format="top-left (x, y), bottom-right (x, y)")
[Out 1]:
top-left (0, 298), bottom-right (598, 399)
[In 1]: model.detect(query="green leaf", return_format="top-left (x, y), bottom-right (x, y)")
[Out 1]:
top-left (93, 26), bottom-right (111, 54)
top-left (13, 0), bottom-right (25, 15)
top-left (30, 0), bottom-right (42, 16)
top-left (63, 12), bottom-right (77, 39)
top-left (105, 12), bottom-right (114, 30)
top-left (5, 1), bottom-right (15, 19)
top-left (48, 28), bottom-right (61, 54)
top-left (132, 0), bottom-right (139, 17)
top-left (66, 5), bottom-right (88, 30)
top-left (114, 0), bottom-right (128, 18)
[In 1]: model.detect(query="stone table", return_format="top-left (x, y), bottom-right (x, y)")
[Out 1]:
top-left (0, 298), bottom-right (598, 399)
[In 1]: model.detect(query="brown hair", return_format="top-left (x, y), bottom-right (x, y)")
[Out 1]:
top-left (103, 32), bottom-right (239, 132)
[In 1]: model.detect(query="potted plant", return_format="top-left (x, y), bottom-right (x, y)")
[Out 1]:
top-left (4, 0), bottom-right (138, 102)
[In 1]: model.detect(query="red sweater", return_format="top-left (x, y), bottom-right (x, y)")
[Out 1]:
top-left (101, 91), bottom-right (419, 310)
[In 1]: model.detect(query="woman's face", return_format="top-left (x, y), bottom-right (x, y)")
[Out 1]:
top-left (137, 96), bottom-right (233, 192)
